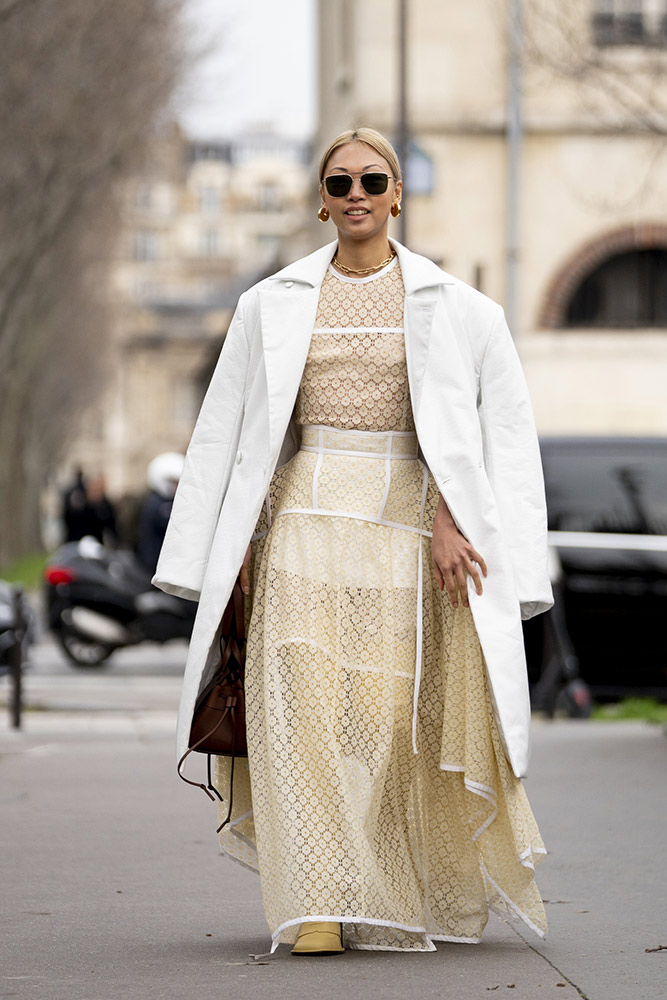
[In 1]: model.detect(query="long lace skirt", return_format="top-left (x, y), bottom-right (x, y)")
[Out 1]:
top-left (215, 425), bottom-right (547, 952)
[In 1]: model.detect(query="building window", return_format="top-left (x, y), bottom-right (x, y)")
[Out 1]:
top-left (134, 183), bottom-right (153, 209)
top-left (133, 230), bottom-right (158, 260)
top-left (566, 249), bottom-right (667, 327)
top-left (199, 229), bottom-right (219, 257)
top-left (134, 280), bottom-right (157, 301)
top-left (257, 233), bottom-right (279, 256)
top-left (198, 186), bottom-right (220, 213)
top-left (592, 0), bottom-right (667, 46)
top-left (256, 182), bottom-right (281, 211)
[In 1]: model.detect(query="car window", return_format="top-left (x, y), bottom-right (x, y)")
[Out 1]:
top-left (541, 439), bottom-right (667, 535)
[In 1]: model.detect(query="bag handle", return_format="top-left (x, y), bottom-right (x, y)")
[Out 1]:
top-left (175, 704), bottom-right (239, 831)
top-left (176, 697), bottom-right (238, 800)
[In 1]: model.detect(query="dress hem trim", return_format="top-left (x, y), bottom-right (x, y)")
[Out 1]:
top-left (440, 763), bottom-right (499, 841)
top-left (269, 914), bottom-right (488, 953)
top-left (218, 850), bottom-right (259, 875)
top-left (439, 762), bottom-right (547, 938)
top-left (271, 914), bottom-right (441, 953)
top-left (482, 860), bottom-right (548, 940)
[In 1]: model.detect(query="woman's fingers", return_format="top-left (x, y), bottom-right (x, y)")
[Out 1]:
top-left (465, 555), bottom-right (485, 596)
top-left (430, 519), bottom-right (487, 609)
top-left (434, 550), bottom-right (486, 608)
top-left (470, 548), bottom-right (488, 579)
top-left (443, 570), bottom-right (459, 607)
top-left (455, 564), bottom-right (470, 607)
top-left (433, 558), bottom-right (464, 607)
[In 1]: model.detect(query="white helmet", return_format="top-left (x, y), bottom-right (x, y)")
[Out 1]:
top-left (147, 452), bottom-right (185, 498)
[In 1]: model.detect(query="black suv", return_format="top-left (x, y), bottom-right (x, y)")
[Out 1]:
top-left (524, 436), bottom-right (667, 705)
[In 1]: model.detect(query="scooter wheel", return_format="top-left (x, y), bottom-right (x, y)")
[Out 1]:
top-left (56, 627), bottom-right (113, 668)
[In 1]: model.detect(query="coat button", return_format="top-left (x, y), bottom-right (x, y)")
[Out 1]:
top-left (285, 281), bottom-right (293, 288)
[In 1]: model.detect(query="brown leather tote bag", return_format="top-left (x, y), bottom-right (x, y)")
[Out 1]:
top-left (177, 580), bottom-right (247, 831)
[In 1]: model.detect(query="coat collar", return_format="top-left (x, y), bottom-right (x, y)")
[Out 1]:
top-left (269, 239), bottom-right (456, 296)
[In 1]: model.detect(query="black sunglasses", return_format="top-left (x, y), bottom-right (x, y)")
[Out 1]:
top-left (323, 172), bottom-right (392, 197)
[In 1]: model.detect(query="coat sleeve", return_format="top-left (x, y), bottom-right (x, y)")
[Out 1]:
top-left (478, 306), bottom-right (553, 620)
top-left (152, 293), bottom-right (250, 601)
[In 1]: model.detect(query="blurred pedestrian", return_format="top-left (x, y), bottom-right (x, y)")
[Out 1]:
top-left (86, 474), bottom-right (118, 547)
top-left (136, 453), bottom-right (184, 575)
top-left (113, 491), bottom-right (144, 553)
top-left (62, 468), bottom-right (92, 542)
top-left (62, 469), bottom-right (117, 546)
top-left (154, 128), bottom-right (553, 956)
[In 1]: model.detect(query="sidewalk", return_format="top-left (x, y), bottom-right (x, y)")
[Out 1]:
top-left (1, 711), bottom-right (665, 1000)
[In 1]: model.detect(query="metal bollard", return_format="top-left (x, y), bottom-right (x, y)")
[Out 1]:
top-left (9, 588), bottom-right (24, 729)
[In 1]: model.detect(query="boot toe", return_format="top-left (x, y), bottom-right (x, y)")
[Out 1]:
top-left (291, 921), bottom-right (344, 956)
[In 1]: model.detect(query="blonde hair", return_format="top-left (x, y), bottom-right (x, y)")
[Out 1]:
top-left (318, 127), bottom-right (402, 182)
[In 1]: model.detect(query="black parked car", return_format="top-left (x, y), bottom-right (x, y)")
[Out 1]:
top-left (524, 436), bottom-right (667, 708)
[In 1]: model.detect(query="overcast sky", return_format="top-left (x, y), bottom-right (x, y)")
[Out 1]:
top-left (177, 0), bottom-right (317, 139)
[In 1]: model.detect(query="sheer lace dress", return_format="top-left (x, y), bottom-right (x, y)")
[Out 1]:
top-left (215, 258), bottom-right (547, 952)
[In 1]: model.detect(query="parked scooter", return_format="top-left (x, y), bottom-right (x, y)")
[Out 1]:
top-left (0, 580), bottom-right (35, 676)
top-left (44, 536), bottom-right (196, 667)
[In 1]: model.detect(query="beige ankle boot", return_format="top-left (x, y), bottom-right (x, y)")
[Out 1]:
top-left (291, 920), bottom-right (345, 956)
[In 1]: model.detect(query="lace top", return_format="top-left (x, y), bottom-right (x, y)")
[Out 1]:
top-left (294, 258), bottom-right (415, 432)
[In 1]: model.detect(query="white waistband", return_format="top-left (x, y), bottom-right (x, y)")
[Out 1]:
top-left (300, 424), bottom-right (419, 460)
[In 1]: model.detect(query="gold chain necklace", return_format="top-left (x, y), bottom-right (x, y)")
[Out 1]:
top-left (331, 248), bottom-right (396, 276)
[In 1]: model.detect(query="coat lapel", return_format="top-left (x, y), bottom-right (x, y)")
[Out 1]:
top-left (393, 241), bottom-right (455, 418)
top-left (404, 293), bottom-right (438, 416)
top-left (259, 284), bottom-right (320, 458)
top-left (259, 241), bottom-right (337, 458)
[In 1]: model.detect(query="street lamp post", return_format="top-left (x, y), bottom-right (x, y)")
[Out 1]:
top-left (397, 0), bottom-right (408, 244)
top-left (506, 0), bottom-right (522, 337)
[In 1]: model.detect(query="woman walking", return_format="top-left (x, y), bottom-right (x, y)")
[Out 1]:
top-left (154, 128), bottom-right (552, 955)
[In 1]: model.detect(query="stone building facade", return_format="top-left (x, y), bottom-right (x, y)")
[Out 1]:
top-left (66, 126), bottom-right (311, 501)
top-left (316, 0), bottom-right (667, 434)
top-left (62, 0), bottom-right (667, 528)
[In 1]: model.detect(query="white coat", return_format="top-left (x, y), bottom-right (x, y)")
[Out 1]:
top-left (153, 239), bottom-right (553, 778)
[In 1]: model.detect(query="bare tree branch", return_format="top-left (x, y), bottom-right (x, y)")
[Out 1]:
top-left (517, 0), bottom-right (667, 134)
top-left (0, 0), bottom-right (189, 564)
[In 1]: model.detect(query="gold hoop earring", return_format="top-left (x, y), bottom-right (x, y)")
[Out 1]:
top-left (318, 206), bottom-right (330, 223)
top-left (391, 201), bottom-right (402, 218)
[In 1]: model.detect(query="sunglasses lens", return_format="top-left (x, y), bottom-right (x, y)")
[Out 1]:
top-left (361, 173), bottom-right (389, 195)
top-left (324, 173), bottom-right (391, 197)
top-left (325, 175), bottom-right (352, 197)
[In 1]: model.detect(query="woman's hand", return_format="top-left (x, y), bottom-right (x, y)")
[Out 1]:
top-left (239, 544), bottom-right (251, 595)
top-left (431, 496), bottom-right (487, 609)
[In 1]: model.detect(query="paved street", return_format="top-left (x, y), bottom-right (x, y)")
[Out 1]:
top-left (1, 636), bottom-right (666, 1000)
